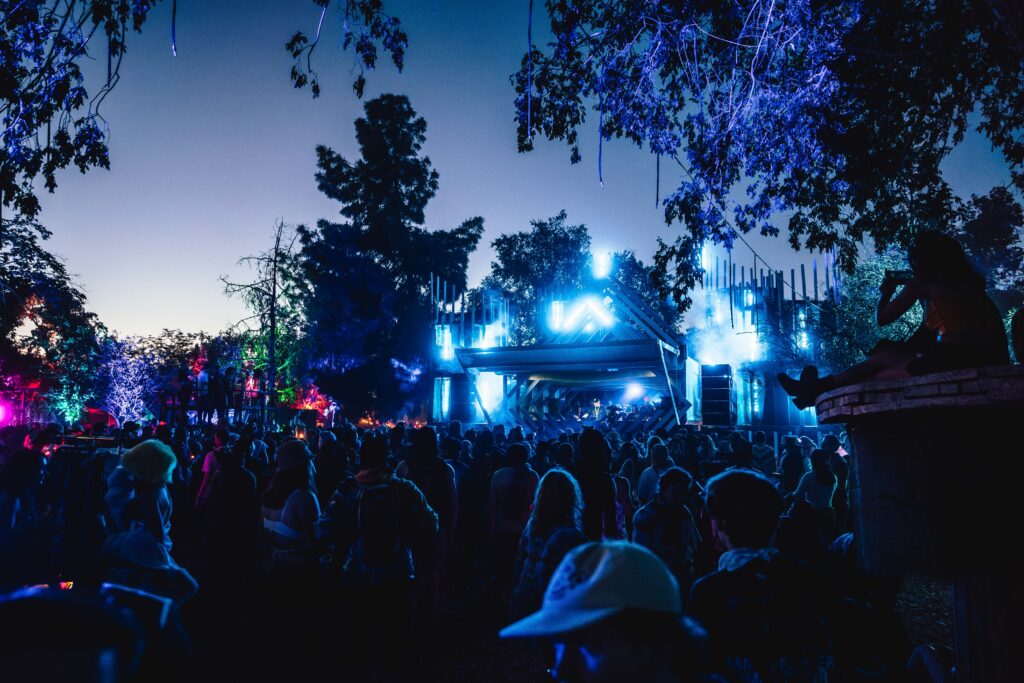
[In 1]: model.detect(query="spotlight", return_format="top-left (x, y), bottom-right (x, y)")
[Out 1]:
top-left (592, 250), bottom-right (612, 279)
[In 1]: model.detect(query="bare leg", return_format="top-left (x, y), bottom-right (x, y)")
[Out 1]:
top-left (834, 346), bottom-right (916, 386)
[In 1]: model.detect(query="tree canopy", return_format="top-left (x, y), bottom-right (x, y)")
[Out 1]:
top-left (509, 0), bottom-right (1024, 310)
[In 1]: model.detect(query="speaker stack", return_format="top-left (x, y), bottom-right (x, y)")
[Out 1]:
top-left (700, 364), bottom-right (737, 426)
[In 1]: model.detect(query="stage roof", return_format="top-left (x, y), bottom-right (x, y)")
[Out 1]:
top-left (455, 339), bottom-right (680, 384)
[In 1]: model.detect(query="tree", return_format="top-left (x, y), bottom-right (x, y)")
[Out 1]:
top-left (506, 1), bottom-right (1024, 310)
top-left (484, 211), bottom-right (591, 344)
top-left (1, 218), bottom-right (103, 413)
top-left (100, 336), bottom-right (157, 424)
top-left (298, 94), bottom-right (483, 416)
top-left (611, 249), bottom-right (683, 333)
top-left (955, 186), bottom-right (1024, 312)
top-left (223, 222), bottom-right (305, 413)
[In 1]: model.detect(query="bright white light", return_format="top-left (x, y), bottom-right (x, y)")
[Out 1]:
top-left (592, 250), bottom-right (613, 279)
top-left (481, 322), bottom-right (503, 349)
top-left (744, 291), bottom-right (754, 306)
top-left (701, 245), bottom-right (710, 269)
top-left (550, 300), bottom-right (564, 331)
top-left (435, 324), bottom-right (454, 360)
top-left (798, 332), bottom-right (809, 350)
top-left (476, 372), bottom-right (504, 414)
top-left (560, 296), bottom-right (614, 333)
top-left (624, 383), bottom-right (644, 401)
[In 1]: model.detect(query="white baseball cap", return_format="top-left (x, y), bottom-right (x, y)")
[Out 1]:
top-left (500, 541), bottom-right (681, 638)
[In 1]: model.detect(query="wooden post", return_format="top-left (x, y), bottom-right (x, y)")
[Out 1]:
top-left (813, 259), bottom-right (819, 302)
top-left (729, 253), bottom-right (735, 329)
top-left (776, 271), bottom-right (784, 330)
top-left (824, 259), bottom-right (832, 302)
top-left (791, 268), bottom-right (797, 332)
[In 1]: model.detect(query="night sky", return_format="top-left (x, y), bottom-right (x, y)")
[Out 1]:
top-left (38, 0), bottom-right (1014, 336)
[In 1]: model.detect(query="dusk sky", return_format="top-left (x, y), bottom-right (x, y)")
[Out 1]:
top-left (38, 0), bottom-right (1014, 336)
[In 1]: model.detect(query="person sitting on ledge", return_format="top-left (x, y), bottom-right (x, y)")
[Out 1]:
top-left (779, 231), bottom-right (1010, 408)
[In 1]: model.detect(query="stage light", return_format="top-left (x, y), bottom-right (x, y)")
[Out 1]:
top-left (624, 383), bottom-right (644, 401)
top-left (476, 372), bottom-right (504, 414)
top-left (559, 295), bottom-right (615, 333)
top-left (435, 324), bottom-right (454, 360)
top-left (592, 250), bottom-right (612, 279)
top-left (549, 300), bottom-right (564, 331)
top-left (481, 321), bottom-right (504, 349)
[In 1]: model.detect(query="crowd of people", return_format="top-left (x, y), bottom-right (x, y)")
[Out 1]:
top-left (0, 417), bottom-right (950, 682)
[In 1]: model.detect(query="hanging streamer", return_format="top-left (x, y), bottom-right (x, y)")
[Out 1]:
top-left (107, 35), bottom-right (112, 83)
top-left (655, 154), bottom-right (660, 207)
top-left (527, 0), bottom-right (533, 141)
top-left (598, 67), bottom-right (605, 188)
top-left (171, 0), bottom-right (177, 56)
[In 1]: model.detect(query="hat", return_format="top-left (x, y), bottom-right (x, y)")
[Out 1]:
top-left (277, 439), bottom-right (312, 471)
top-left (500, 542), bottom-right (680, 639)
top-left (121, 440), bottom-right (176, 485)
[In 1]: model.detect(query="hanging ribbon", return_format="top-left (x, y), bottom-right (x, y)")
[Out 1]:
top-left (171, 0), bottom-right (177, 56)
top-left (598, 66), bottom-right (605, 188)
top-left (527, 0), bottom-right (533, 141)
top-left (655, 153), bottom-right (660, 207)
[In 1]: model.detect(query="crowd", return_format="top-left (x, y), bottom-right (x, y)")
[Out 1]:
top-left (0, 417), bottom-right (949, 682)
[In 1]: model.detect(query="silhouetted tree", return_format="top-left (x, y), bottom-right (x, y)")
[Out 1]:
top-left (298, 94), bottom-right (483, 416)
top-left (956, 186), bottom-right (1024, 312)
top-left (0, 218), bottom-right (103, 415)
top-left (223, 222), bottom-right (305, 414)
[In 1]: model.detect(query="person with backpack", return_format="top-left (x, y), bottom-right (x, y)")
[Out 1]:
top-left (316, 434), bottom-right (438, 674)
top-left (399, 427), bottom-right (458, 610)
top-left (490, 441), bottom-right (540, 601)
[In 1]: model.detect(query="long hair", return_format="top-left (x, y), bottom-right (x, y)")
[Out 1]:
top-left (262, 464), bottom-right (316, 509)
top-left (526, 468), bottom-right (583, 539)
top-left (810, 449), bottom-right (836, 487)
top-left (909, 230), bottom-right (986, 291)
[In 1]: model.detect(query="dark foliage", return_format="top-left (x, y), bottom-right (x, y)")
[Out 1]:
top-left (298, 94), bottom-right (482, 416)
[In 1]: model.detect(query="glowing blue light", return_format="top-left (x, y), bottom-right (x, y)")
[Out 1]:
top-left (433, 377), bottom-right (451, 422)
top-left (481, 322), bottom-right (504, 349)
top-left (592, 250), bottom-right (613, 279)
top-left (476, 371), bottom-right (504, 414)
top-left (744, 291), bottom-right (754, 306)
top-left (798, 332), bottom-right (809, 350)
top-left (559, 295), bottom-right (614, 332)
top-left (550, 300), bottom-right (564, 331)
top-left (624, 382), bottom-right (644, 402)
top-left (435, 324), bottom-right (454, 360)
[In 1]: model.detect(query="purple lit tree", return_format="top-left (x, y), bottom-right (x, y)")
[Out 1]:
top-left (101, 337), bottom-right (157, 425)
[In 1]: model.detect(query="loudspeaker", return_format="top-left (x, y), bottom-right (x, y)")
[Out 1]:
top-left (701, 364), bottom-right (736, 426)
